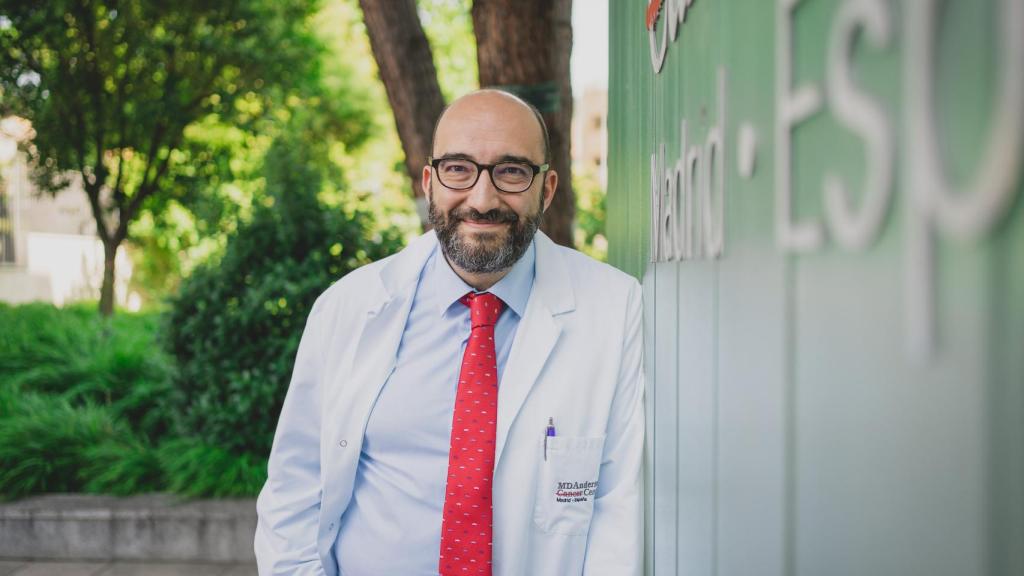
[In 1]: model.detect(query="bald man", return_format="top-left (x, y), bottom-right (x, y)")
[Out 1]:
top-left (256, 90), bottom-right (644, 576)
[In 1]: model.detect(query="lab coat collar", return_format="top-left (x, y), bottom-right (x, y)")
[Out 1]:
top-left (376, 229), bottom-right (440, 308)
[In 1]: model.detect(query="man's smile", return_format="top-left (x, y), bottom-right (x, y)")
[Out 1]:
top-left (460, 219), bottom-right (509, 230)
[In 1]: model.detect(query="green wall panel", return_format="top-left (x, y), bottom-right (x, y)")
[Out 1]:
top-left (608, 1), bottom-right (1024, 575)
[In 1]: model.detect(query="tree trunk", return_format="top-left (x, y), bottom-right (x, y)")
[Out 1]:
top-left (358, 0), bottom-right (447, 231)
top-left (99, 238), bottom-right (118, 316)
top-left (472, 0), bottom-right (575, 247)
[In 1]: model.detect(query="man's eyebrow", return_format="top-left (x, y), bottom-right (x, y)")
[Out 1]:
top-left (435, 152), bottom-right (541, 165)
top-left (436, 152), bottom-right (476, 161)
top-left (496, 154), bottom-right (539, 165)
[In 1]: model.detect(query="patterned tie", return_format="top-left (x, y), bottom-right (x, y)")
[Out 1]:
top-left (439, 291), bottom-right (505, 576)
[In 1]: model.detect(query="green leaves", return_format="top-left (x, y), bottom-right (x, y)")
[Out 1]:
top-left (0, 302), bottom-right (176, 442)
top-left (0, 393), bottom-right (137, 499)
top-left (155, 438), bottom-right (268, 498)
top-left (0, 302), bottom-right (266, 499)
top-left (0, 303), bottom-right (181, 499)
top-left (164, 134), bottom-right (403, 456)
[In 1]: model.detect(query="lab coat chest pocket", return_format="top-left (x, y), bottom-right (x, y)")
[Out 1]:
top-left (533, 435), bottom-right (605, 536)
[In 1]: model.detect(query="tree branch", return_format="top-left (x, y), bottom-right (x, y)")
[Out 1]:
top-left (74, 2), bottom-right (110, 197)
top-left (111, 56), bottom-right (131, 206)
top-left (118, 129), bottom-right (182, 244)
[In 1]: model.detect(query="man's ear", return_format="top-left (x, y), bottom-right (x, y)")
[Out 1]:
top-left (542, 169), bottom-right (558, 212)
top-left (421, 165), bottom-right (433, 201)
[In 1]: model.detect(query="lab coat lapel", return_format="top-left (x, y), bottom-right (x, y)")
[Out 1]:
top-left (338, 232), bottom-right (438, 429)
top-left (494, 232), bottom-right (574, 468)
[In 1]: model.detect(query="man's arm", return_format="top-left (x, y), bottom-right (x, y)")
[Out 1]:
top-left (584, 279), bottom-right (645, 575)
top-left (255, 299), bottom-right (328, 575)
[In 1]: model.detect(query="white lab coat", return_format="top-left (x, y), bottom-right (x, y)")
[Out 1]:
top-left (255, 230), bottom-right (644, 576)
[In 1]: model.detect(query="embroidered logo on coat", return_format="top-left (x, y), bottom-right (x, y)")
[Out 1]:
top-left (554, 480), bottom-right (599, 503)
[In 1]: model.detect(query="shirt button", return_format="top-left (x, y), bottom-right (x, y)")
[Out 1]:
top-left (338, 439), bottom-right (348, 447)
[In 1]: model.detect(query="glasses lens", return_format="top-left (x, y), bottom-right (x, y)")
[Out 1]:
top-left (437, 159), bottom-right (478, 189)
top-left (493, 162), bottom-right (533, 192)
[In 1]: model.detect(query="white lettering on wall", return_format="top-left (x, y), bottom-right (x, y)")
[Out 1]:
top-left (702, 70), bottom-right (727, 257)
top-left (646, 0), bottom-right (1023, 359)
top-left (775, 0), bottom-right (825, 252)
top-left (650, 68), bottom-right (728, 262)
top-left (823, 0), bottom-right (893, 250)
top-left (737, 123), bottom-right (758, 180)
top-left (649, 0), bottom-right (698, 74)
top-left (904, 0), bottom-right (1024, 358)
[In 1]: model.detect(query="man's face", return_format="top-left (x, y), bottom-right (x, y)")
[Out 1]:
top-left (423, 93), bottom-right (557, 275)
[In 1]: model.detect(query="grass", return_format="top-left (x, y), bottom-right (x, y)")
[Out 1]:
top-left (0, 302), bottom-right (267, 500)
top-left (0, 391), bottom-right (138, 498)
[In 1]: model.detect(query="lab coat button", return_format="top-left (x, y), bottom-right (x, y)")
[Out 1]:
top-left (338, 439), bottom-right (348, 447)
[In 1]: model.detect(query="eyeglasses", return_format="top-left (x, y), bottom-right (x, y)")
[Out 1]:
top-left (429, 156), bottom-right (549, 194)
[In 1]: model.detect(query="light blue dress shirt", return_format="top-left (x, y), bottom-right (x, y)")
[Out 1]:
top-left (334, 241), bottom-right (536, 576)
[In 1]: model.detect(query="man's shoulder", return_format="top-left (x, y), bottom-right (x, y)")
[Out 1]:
top-left (548, 242), bottom-right (638, 290)
top-left (540, 240), bottom-right (640, 311)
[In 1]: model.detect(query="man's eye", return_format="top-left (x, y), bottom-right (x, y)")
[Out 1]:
top-left (442, 162), bottom-right (472, 173)
top-left (497, 164), bottom-right (529, 177)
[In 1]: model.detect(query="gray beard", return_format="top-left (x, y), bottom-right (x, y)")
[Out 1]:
top-left (428, 193), bottom-right (542, 274)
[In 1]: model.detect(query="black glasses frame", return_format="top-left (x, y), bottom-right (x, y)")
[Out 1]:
top-left (429, 156), bottom-right (550, 194)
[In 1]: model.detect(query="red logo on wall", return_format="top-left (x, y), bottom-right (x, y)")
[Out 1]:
top-left (646, 0), bottom-right (664, 30)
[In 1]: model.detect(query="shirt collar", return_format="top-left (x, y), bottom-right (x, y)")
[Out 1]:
top-left (429, 239), bottom-right (536, 319)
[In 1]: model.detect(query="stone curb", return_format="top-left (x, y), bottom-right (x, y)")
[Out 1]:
top-left (0, 494), bottom-right (256, 563)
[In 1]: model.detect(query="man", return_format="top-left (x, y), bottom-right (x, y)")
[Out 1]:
top-left (256, 90), bottom-right (644, 575)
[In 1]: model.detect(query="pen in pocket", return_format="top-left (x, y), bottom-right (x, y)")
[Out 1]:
top-left (544, 417), bottom-right (556, 461)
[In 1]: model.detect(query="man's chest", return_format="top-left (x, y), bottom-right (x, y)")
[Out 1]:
top-left (361, 295), bottom-right (519, 463)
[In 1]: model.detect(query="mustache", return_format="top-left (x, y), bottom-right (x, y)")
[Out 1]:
top-left (449, 207), bottom-right (519, 224)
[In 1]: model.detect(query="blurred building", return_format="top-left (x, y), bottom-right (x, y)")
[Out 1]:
top-left (0, 117), bottom-right (134, 308)
top-left (571, 87), bottom-right (608, 187)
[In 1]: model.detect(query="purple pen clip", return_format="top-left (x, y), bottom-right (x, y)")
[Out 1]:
top-left (544, 417), bottom-right (555, 460)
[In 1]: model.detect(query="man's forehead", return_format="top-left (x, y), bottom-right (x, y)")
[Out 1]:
top-left (433, 92), bottom-right (545, 160)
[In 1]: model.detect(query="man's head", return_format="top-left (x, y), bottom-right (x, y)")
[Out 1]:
top-left (423, 89), bottom-right (557, 276)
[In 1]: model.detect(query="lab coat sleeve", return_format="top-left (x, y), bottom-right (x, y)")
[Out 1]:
top-left (583, 279), bottom-right (645, 576)
top-left (255, 298), bottom-right (329, 576)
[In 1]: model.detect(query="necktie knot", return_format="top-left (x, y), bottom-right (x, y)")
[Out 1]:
top-left (460, 292), bottom-right (504, 328)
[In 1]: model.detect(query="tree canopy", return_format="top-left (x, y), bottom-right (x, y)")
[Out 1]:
top-left (0, 0), bottom-right (346, 314)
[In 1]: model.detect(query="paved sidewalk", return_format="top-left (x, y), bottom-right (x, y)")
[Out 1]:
top-left (0, 560), bottom-right (255, 576)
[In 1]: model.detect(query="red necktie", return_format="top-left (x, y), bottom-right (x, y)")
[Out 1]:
top-left (439, 292), bottom-right (504, 575)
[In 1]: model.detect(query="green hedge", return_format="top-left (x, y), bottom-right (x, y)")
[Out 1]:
top-left (0, 303), bottom-right (270, 499)
top-left (0, 302), bottom-right (176, 442)
top-left (0, 304), bottom-right (172, 499)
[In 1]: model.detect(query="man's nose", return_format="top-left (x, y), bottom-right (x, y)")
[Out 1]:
top-left (464, 168), bottom-right (502, 212)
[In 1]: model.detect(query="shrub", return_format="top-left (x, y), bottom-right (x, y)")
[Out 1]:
top-left (0, 392), bottom-right (153, 499)
top-left (80, 438), bottom-right (165, 496)
top-left (0, 302), bottom-right (93, 384)
top-left (157, 438), bottom-right (267, 497)
top-left (0, 303), bottom-right (176, 442)
top-left (0, 388), bottom-right (268, 499)
top-left (165, 135), bottom-right (403, 457)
